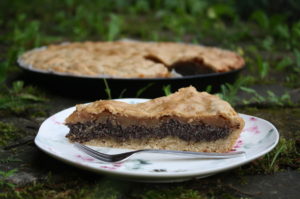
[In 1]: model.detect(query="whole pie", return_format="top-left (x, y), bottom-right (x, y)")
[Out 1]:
top-left (19, 41), bottom-right (245, 78)
top-left (65, 86), bottom-right (245, 153)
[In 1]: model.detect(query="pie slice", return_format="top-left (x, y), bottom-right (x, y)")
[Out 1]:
top-left (65, 86), bottom-right (244, 153)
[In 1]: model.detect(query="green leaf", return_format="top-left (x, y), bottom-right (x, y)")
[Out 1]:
top-left (270, 145), bottom-right (285, 168)
top-left (211, 4), bottom-right (235, 19)
top-left (240, 86), bottom-right (257, 94)
top-left (188, 0), bottom-right (208, 15)
top-left (162, 85), bottom-right (172, 96)
top-left (292, 21), bottom-right (300, 39)
top-left (107, 14), bottom-right (122, 41)
top-left (0, 62), bottom-right (7, 83)
top-left (276, 57), bottom-right (293, 70)
top-left (6, 168), bottom-right (18, 177)
top-left (19, 93), bottom-right (46, 102)
top-left (207, 7), bottom-right (217, 19)
top-left (103, 79), bottom-right (111, 99)
top-left (0, 97), bottom-right (14, 109)
top-left (118, 89), bottom-right (127, 98)
top-left (251, 10), bottom-right (269, 30)
top-left (294, 49), bottom-right (300, 69)
top-left (133, 0), bottom-right (150, 13)
top-left (257, 57), bottom-right (269, 78)
top-left (12, 81), bottom-right (24, 93)
top-left (0, 168), bottom-right (17, 178)
top-left (280, 92), bottom-right (292, 105)
top-left (262, 36), bottom-right (273, 51)
top-left (136, 83), bottom-right (154, 97)
top-left (205, 85), bottom-right (212, 93)
top-left (275, 24), bottom-right (290, 39)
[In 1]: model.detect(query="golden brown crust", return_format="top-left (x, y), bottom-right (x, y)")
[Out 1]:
top-left (19, 41), bottom-right (245, 78)
top-left (65, 86), bottom-right (244, 129)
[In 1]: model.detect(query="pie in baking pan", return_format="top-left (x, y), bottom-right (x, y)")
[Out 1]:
top-left (19, 41), bottom-right (245, 78)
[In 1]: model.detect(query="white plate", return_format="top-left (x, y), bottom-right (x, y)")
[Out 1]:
top-left (35, 98), bottom-right (279, 183)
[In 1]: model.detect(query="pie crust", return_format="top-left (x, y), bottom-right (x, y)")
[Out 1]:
top-left (65, 86), bottom-right (245, 152)
top-left (19, 41), bottom-right (245, 78)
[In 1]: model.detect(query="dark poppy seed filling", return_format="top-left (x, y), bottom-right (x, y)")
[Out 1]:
top-left (66, 119), bottom-right (231, 143)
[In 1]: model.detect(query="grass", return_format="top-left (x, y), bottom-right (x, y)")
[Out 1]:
top-left (0, 121), bottom-right (19, 146)
top-left (0, 1), bottom-right (300, 100)
top-left (238, 137), bottom-right (299, 175)
top-left (239, 87), bottom-right (293, 107)
top-left (162, 85), bottom-right (172, 96)
top-left (0, 81), bottom-right (47, 116)
top-left (0, 169), bottom-right (18, 191)
top-left (0, 175), bottom-right (250, 199)
top-left (10, 7), bottom-right (299, 115)
top-left (0, 176), bottom-right (90, 199)
top-left (135, 83), bottom-right (155, 98)
top-left (103, 79), bottom-right (112, 99)
top-left (138, 187), bottom-right (205, 199)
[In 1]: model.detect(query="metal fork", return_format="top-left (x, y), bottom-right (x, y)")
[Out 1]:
top-left (74, 142), bottom-right (245, 163)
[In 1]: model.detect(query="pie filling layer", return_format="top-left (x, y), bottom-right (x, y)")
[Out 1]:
top-left (144, 55), bottom-right (215, 76)
top-left (66, 119), bottom-right (231, 143)
top-left (171, 61), bottom-right (215, 76)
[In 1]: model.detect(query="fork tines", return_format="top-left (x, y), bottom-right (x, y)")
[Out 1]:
top-left (74, 142), bottom-right (113, 162)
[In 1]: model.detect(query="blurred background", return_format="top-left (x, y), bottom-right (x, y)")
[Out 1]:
top-left (0, 0), bottom-right (300, 106)
top-left (1, 0), bottom-right (300, 99)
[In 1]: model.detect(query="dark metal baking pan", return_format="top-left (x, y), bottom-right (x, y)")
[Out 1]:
top-left (17, 60), bottom-right (244, 99)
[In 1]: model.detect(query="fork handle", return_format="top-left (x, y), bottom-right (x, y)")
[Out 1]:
top-left (140, 149), bottom-right (245, 159)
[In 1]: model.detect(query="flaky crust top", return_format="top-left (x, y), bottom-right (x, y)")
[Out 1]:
top-left (65, 86), bottom-right (244, 128)
top-left (19, 41), bottom-right (245, 78)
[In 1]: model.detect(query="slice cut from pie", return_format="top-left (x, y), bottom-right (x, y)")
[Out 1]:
top-left (65, 86), bottom-right (244, 152)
